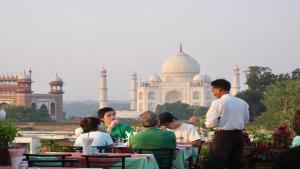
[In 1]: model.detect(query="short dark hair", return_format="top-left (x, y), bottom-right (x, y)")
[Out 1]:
top-left (158, 112), bottom-right (177, 126)
top-left (97, 107), bottom-right (115, 119)
top-left (80, 117), bottom-right (100, 133)
top-left (293, 110), bottom-right (300, 135)
top-left (211, 79), bottom-right (231, 92)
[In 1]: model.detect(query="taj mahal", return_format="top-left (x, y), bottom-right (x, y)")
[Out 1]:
top-left (99, 45), bottom-right (241, 113)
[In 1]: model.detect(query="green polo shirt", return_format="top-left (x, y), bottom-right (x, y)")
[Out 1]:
top-left (101, 123), bottom-right (133, 139)
top-left (129, 127), bottom-right (176, 168)
top-left (129, 127), bottom-right (176, 149)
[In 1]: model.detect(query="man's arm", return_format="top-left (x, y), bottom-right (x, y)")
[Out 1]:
top-left (205, 101), bottom-right (221, 128)
top-left (244, 103), bottom-right (250, 123)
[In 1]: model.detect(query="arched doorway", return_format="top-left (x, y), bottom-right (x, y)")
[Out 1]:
top-left (31, 103), bottom-right (37, 110)
top-left (50, 103), bottom-right (55, 116)
top-left (165, 91), bottom-right (182, 103)
top-left (40, 104), bottom-right (48, 112)
top-left (0, 102), bottom-right (9, 109)
top-left (193, 91), bottom-right (200, 100)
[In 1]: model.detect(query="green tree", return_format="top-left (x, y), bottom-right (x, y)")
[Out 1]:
top-left (155, 101), bottom-right (195, 120)
top-left (245, 66), bottom-right (277, 92)
top-left (236, 90), bottom-right (266, 120)
top-left (236, 66), bottom-right (277, 118)
top-left (291, 68), bottom-right (300, 80)
top-left (256, 80), bottom-right (300, 129)
top-left (4, 105), bottom-right (52, 122)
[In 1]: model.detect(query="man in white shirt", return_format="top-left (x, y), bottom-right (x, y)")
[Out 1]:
top-left (159, 112), bottom-right (202, 147)
top-left (205, 79), bottom-right (249, 169)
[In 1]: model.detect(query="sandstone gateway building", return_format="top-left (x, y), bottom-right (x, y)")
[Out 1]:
top-left (0, 70), bottom-right (64, 121)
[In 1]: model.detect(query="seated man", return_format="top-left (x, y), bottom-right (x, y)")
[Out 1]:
top-left (98, 107), bottom-right (133, 140)
top-left (129, 111), bottom-right (176, 168)
top-left (129, 111), bottom-right (176, 149)
top-left (159, 112), bottom-right (202, 147)
top-left (272, 110), bottom-right (300, 169)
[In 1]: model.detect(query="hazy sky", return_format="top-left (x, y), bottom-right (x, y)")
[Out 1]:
top-left (1, 0), bottom-right (299, 101)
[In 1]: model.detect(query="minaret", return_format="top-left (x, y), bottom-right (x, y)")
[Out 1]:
top-left (232, 65), bottom-right (241, 96)
top-left (99, 67), bottom-right (108, 109)
top-left (130, 72), bottom-right (137, 111)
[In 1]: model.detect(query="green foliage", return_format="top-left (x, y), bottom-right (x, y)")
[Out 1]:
top-left (38, 140), bottom-right (65, 152)
top-left (193, 106), bottom-right (209, 116)
top-left (200, 144), bottom-right (209, 161)
top-left (245, 66), bottom-right (277, 92)
top-left (264, 80), bottom-right (300, 114)
top-left (0, 120), bottom-right (18, 147)
top-left (155, 101), bottom-right (208, 120)
top-left (256, 80), bottom-right (300, 129)
top-left (236, 90), bottom-right (266, 119)
top-left (238, 66), bottom-right (299, 120)
top-left (4, 105), bottom-right (52, 122)
top-left (248, 127), bottom-right (272, 146)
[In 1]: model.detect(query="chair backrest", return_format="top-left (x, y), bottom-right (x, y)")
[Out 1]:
top-left (83, 154), bottom-right (131, 169)
top-left (24, 154), bottom-right (78, 167)
top-left (63, 146), bottom-right (83, 152)
top-left (133, 148), bottom-right (175, 169)
top-left (191, 141), bottom-right (205, 169)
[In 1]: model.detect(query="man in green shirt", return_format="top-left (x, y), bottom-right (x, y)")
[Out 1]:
top-left (129, 111), bottom-right (176, 168)
top-left (98, 107), bottom-right (133, 140)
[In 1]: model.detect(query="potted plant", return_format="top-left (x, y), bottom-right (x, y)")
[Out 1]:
top-left (251, 144), bottom-right (272, 169)
top-left (248, 128), bottom-right (273, 169)
top-left (270, 124), bottom-right (292, 158)
top-left (0, 120), bottom-right (18, 165)
top-left (272, 124), bottom-right (292, 149)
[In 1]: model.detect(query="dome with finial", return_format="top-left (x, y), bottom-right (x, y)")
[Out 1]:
top-left (50, 74), bottom-right (63, 83)
top-left (161, 44), bottom-right (200, 76)
top-left (193, 74), bottom-right (204, 81)
top-left (203, 74), bottom-right (212, 82)
top-left (233, 64), bottom-right (239, 71)
top-left (18, 72), bottom-right (30, 80)
top-left (148, 73), bottom-right (161, 82)
top-left (100, 67), bottom-right (106, 73)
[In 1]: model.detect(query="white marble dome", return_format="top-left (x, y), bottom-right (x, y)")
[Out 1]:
top-left (161, 47), bottom-right (200, 75)
top-left (193, 74), bottom-right (204, 81)
top-left (50, 74), bottom-right (63, 82)
top-left (18, 73), bottom-right (30, 80)
top-left (148, 73), bottom-right (161, 82)
top-left (203, 74), bottom-right (212, 82)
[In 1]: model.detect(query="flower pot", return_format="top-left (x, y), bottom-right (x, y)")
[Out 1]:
top-left (270, 148), bottom-right (288, 160)
top-left (0, 145), bottom-right (10, 165)
top-left (254, 162), bottom-right (272, 169)
top-left (243, 145), bottom-right (255, 157)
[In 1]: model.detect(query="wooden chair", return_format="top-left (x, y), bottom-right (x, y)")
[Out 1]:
top-left (133, 148), bottom-right (176, 169)
top-left (24, 153), bottom-right (78, 167)
top-left (82, 154), bottom-right (131, 169)
top-left (190, 140), bottom-right (205, 169)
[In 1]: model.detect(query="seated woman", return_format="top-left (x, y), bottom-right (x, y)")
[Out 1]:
top-left (74, 117), bottom-right (113, 147)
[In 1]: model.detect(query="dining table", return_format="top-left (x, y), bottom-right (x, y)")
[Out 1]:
top-left (173, 144), bottom-right (199, 169)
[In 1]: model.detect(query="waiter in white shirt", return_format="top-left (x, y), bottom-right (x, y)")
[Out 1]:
top-left (205, 79), bottom-right (249, 169)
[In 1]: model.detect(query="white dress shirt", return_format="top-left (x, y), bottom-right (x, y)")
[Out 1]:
top-left (205, 94), bottom-right (249, 130)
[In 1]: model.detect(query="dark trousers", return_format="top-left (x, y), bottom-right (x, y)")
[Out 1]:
top-left (206, 130), bottom-right (244, 169)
